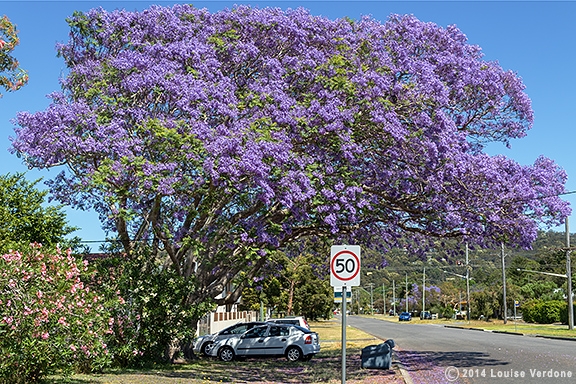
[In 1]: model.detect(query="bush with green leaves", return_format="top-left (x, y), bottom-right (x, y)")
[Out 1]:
top-left (93, 250), bottom-right (212, 366)
top-left (521, 299), bottom-right (566, 324)
top-left (0, 244), bottom-right (113, 383)
top-left (559, 303), bottom-right (576, 325)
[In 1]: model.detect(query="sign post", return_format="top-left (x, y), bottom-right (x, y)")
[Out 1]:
top-left (330, 245), bottom-right (361, 384)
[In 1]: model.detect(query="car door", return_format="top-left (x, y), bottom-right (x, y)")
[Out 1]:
top-left (260, 325), bottom-right (290, 356)
top-left (234, 325), bottom-right (269, 356)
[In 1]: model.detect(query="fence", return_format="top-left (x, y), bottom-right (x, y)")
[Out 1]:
top-left (197, 310), bottom-right (259, 336)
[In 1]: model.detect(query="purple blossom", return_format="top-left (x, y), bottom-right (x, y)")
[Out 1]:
top-left (8, 4), bottom-right (570, 306)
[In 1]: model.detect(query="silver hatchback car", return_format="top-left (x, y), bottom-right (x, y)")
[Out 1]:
top-left (193, 321), bottom-right (266, 356)
top-left (209, 323), bottom-right (320, 362)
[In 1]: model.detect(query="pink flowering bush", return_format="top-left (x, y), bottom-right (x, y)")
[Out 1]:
top-left (0, 244), bottom-right (113, 383)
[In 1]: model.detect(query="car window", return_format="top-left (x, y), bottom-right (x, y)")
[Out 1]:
top-left (268, 326), bottom-right (281, 337)
top-left (230, 324), bottom-right (249, 334)
top-left (243, 326), bottom-right (268, 338)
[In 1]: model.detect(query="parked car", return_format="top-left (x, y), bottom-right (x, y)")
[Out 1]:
top-left (193, 321), bottom-right (266, 356)
top-left (398, 312), bottom-right (412, 321)
top-left (266, 316), bottom-right (310, 329)
top-left (420, 311), bottom-right (432, 320)
top-left (209, 323), bottom-right (320, 362)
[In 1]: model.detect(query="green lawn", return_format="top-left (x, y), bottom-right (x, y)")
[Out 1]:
top-left (48, 319), bottom-right (404, 384)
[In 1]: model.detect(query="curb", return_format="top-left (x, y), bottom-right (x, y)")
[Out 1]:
top-left (444, 325), bottom-right (576, 341)
top-left (534, 334), bottom-right (576, 342)
top-left (491, 330), bottom-right (524, 336)
top-left (392, 350), bottom-right (414, 384)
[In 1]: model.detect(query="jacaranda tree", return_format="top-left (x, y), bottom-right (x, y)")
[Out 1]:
top-left (0, 15), bottom-right (28, 96)
top-left (11, 5), bottom-right (570, 315)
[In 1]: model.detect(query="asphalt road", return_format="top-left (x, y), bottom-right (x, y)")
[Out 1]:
top-left (344, 316), bottom-right (576, 384)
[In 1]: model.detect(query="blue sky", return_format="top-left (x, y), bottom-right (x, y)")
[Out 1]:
top-left (1, 1), bottom-right (575, 249)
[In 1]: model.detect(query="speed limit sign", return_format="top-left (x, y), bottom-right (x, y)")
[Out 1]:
top-left (330, 245), bottom-right (361, 287)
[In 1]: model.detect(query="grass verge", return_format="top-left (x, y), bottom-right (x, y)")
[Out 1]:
top-left (48, 319), bottom-right (405, 384)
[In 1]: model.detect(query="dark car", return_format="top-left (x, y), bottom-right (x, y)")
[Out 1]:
top-left (398, 312), bottom-right (412, 321)
top-left (420, 311), bottom-right (432, 320)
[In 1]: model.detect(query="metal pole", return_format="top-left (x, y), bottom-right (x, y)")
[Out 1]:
top-left (466, 243), bottom-right (471, 323)
top-left (501, 243), bottom-right (508, 324)
top-left (369, 283), bottom-right (374, 315)
top-left (392, 280), bottom-right (396, 316)
top-left (514, 300), bottom-right (517, 332)
top-left (382, 284), bottom-right (386, 316)
top-left (566, 218), bottom-right (574, 330)
top-left (422, 267), bottom-right (426, 314)
top-left (405, 274), bottom-right (409, 313)
top-left (341, 286), bottom-right (347, 384)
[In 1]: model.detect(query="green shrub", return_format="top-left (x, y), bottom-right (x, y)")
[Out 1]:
top-left (0, 244), bottom-right (113, 383)
top-left (521, 299), bottom-right (566, 324)
top-left (560, 303), bottom-right (576, 324)
top-left (93, 250), bottom-right (211, 367)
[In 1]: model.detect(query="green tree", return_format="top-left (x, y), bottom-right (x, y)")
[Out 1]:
top-left (0, 15), bottom-right (27, 95)
top-left (0, 173), bottom-right (81, 253)
top-left (240, 248), bottom-right (333, 320)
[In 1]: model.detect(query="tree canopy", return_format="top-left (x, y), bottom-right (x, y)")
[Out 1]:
top-left (0, 173), bottom-right (78, 253)
top-left (11, 5), bottom-right (570, 307)
top-left (0, 15), bottom-right (27, 96)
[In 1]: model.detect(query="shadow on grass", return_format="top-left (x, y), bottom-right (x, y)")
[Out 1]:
top-left (165, 348), bottom-right (396, 383)
top-left (107, 348), bottom-right (395, 383)
top-left (49, 348), bottom-right (402, 384)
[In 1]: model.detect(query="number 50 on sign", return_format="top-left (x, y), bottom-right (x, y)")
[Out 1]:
top-left (330, 245), bottom-right (361, 287)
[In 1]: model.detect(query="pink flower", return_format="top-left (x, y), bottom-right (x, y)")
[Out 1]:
top-left (41, 332), bottom-right (49, 340)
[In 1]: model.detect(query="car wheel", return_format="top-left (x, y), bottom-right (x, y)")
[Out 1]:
top-left (201, 342), bottom-right (214, 356)
top-left (285, 346), bottom-right (303, 362)
top-left (218, 346), bottom-right (235, 362)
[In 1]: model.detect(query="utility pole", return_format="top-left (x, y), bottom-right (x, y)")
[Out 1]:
top-left (501, 242), bottom-right (508, 324)
top-left (382, 283), bottom-right (386, 316)
top-left (422, 267), bottom-right (426, 314)
top-left (405, 273), bottom-right (409, 312)
top-left (392, 280), bottom-right (396, 316)
top-left (566, 218), bottom-right (574, 330)
top-left (465, 243), bottom-right (471, 322)
top-left (369, 283), bottom-right (374, 315)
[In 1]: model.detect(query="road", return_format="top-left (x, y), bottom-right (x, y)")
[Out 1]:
top-left (344, 316), bottom-right (576, 384)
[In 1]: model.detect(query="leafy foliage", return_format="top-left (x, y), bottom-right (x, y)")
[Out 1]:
top-left (520, 299), bottom-right (565, 324)
top-left (0, 245), bottom-right (112, 383)
top-left (0, 173), bottom-right (83, 254)
top-left (0, 15), bottom-right (27, 95)
top-left (11, 5), bottom-right (569, 314)
top-left (240, 249), bottom-right (333, 320)
top-left (91, 249), bottom-right (213, 366)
